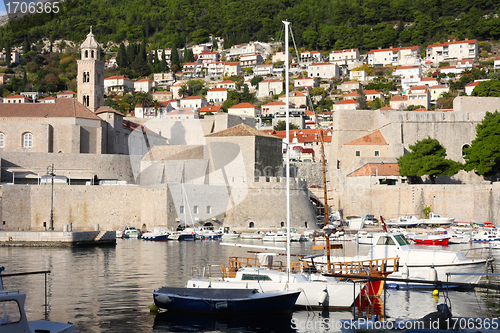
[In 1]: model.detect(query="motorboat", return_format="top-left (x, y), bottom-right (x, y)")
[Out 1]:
top-left (196, 227), bottom-right (223, 240)
top-left (305, 232), bottom-right (493, 288)
top-left (263, 231), bottom-right (287, 242)
top-left (0, 267), bottom-right (77, 333)
top-left (472, 230), bottom-right (500, 243)
top-left (152, 287), bottom-right (300, 314)
top-left (422, 212), bottom-right (454, 225)
top-left (408, 233), bottom-right (450, 246)
top-left (187, 265), bottom-right (362, 310)
top-left (239, 231), bottom-right (264, 239)
top-left (142, 226), bottom-right (172, 241)
top-left (221, 232), bottom-right (239, 241)
top-left (115, 230), bottom-right (123, 239)
top-left (122, 226), bottom-right (141, 238)
top-left (386, 215), bottom-right (422, 227)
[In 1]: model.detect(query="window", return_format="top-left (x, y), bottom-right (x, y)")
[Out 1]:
top-left (85, 50), bottom-right (88, 58)
top-left (0, 299), bottom-right (22, 323)
top-left (249, 222), bottom-right (254, 228)
top-left (179, 206), bottom-right (184, 214)
top-left (0, 133), bottom-right (4, 148)
top-left (193, 206), bottom-right (198, 214)
top-left (355, 151), bottom-right (360, 157)
top-left (375, 151), bottom-right (379, 157)
top-left (206, 206), bottom-right (211, 214)
top-left (22, 133), bottom-right (33, 149)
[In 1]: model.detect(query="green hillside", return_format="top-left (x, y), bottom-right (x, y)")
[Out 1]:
top-left (2, 0), bottom-right (500, 52)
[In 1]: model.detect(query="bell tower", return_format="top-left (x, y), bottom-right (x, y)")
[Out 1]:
top-left (77, 27), bottom-right (104, 112)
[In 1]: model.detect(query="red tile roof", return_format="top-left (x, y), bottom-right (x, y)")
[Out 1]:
top-left (105, 75), bottom-right (133, 82)
top-left (208, 88), bottom-right (228, 92)
top-left (200, 106), bottom-right (222, 113)
top-left (348, 163), bottom-right (399, 177)
top-left (229, 102), bottom-right (258, 109)
top-left (426, 39), bottom-right (477, 48)
top-left (335, 99), bottom-right (358, 105)
top-left (345, 130), bottom-right (388, 145)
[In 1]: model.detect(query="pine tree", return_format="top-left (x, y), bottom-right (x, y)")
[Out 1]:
top-left (463, 111), bottom-right (500, 177)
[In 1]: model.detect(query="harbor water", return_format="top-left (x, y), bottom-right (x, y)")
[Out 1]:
top-left (1, 238), bottom-right (499, 332)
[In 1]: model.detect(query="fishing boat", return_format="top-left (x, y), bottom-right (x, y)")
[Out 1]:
top-left (152, 287), bottom-right (300, 314)
top-left (0, 267), bottom-right (77, 333)
top-left (239, 231), bottom-right (264, 239)
top-left (305, 232), bottom-right (493, 289)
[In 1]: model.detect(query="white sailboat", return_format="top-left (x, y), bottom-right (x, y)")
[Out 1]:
top-left (186, 21), bottom-right (363, 309)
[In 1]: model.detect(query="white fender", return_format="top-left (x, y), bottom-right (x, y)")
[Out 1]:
top-left (318, 288), bottom-right (328, 306)
top-left (401, 264), bottom-right (409, 279)
top-left (429, 266), bottom-right (438, 281)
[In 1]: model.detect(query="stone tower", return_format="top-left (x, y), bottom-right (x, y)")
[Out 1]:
top-left (77, 28), bottom-right (104, 112)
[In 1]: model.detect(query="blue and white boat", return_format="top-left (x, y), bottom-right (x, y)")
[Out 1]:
top-left (152, 287), bottom-right (300, 314)
top-left (142, 226), bottom-right (172, 241)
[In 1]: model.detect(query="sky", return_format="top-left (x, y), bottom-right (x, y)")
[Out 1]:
top-left (0, 2), bottom-right (6, 16)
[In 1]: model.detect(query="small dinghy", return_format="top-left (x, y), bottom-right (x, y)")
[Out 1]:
top-left (152, 287), bottom-right (300, 314)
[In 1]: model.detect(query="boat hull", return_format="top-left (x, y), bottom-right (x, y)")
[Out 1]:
top-left (187, 276), bottom-right (361, 309)
top-left (411, 238), bottom-right (449, 246)
top-left (153, 287), bottom-right (300, 314)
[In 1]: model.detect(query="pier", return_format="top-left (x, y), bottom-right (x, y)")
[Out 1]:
top-left (0, 231), bottom-right (116, 247)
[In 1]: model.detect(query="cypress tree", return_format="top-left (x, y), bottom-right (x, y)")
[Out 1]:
top-left (117, 43), bottom-right (127, 68)
top-left (170, 44), bottom-right (179, 67)
top-left (5, 41), bottom-right (11, 66)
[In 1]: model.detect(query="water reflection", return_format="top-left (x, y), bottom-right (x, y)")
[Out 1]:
top-left (0, 239), bottom-right (498, 333)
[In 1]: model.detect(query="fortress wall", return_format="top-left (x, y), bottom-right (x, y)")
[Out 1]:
top-left (0, 177), bottom-right (314, 232)
top-left (332, 182), bottom-right (500, 224)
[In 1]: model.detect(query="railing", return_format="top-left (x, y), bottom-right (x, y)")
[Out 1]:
top-left (314, 257), bottom-right (400, 276)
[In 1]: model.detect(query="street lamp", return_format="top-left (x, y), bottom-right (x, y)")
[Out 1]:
top-left (47, 164), bottom-right (55, 231)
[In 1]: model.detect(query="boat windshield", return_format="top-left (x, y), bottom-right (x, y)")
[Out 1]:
top-left (241, 274), bottom-right (272, 281)
top-left (393, 234), bottom-right (410, 246)
top-left (0, 299), bottom-right (22, 324)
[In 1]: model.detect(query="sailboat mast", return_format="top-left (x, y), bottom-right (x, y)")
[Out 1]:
top-left (283, 20), bottom-right (291, 274)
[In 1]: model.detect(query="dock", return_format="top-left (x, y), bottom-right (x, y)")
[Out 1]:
top-left (0, 231), bottom-right (116, 247)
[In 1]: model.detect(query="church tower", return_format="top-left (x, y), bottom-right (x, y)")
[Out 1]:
top-left (77, 28), bottom-right (104, 112)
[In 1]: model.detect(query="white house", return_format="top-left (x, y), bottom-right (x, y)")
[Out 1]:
top-left (104, 75), bottom-right (134, 95)
top-left (180, 96), bottom-right (207, 110)
top-left (56, 91), bottom-right (76, 99)
top-left (217, 80), bottom-right (237, 90)
top-left (171, 82), bottom-right (187, 99)
top-left (332, 99), bottom-right (357, 111)
top-left (3, 94), bottom-right (32, 103)
top-left (257, 78), bottom-right (283, 98)
top-left (329, 48), bottom-right (361, 67)
top-left (228, 102), bottom-right (260, 118)
top-left (278, 91), bottom-right (308, 108)
top-left (134, 78), bottom-right (157, 93)
top-left (426, 39), bottom-right (478, 64)
top-left (407, 85), bottom-right (430, 109)
top-left (254, 64), bottom-right (273, 76)
top-left (164, 107), bottom-right (199, 120)
top-left (206, 88), bottom-right (228, 104)
top-left (198, 51), bottom-right (220, 64)
top-left (38, 96), bottom-right (57, 103)
top-left (421, 77), bottom-right (439, 87)
top-left (294, 77), bottom-right (315, 89)
top-left (307, 62), bottom-right (339, 79)
top-left (207, 62), bottom-right (225, 77)
top-left (240, 54), bottom-right (264, 67)
top-left (224, 62), bottom-right (241, 76)
top-left (300, 51), bottom-right (326, 64)
top-left (340, 80), bottom-right (363, 92)
top-left (494, 57), bottom-right (500, 71)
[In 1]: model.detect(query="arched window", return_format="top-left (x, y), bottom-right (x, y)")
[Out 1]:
top-left (462, 144), bottom-right (470, 157)
top-left (304, 222), bottom-right (308, 228)
top-left (85, 50), bottom-right (88, 58)
top-left (91, 50), bottom-right (94, 58)
top-left (22, 132), bottom-right (33, 149)
top-left (249, 222), bottom-right (254, 228)
top-left (280, 222), bottom-right (285, 228)
top-left (0, 132), bottom-right (4, 148)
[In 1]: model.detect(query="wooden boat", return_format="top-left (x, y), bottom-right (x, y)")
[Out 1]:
top-left (152, 287), bottom-right (300, 314)
top-left (409, 234), bottom-right (450, 246)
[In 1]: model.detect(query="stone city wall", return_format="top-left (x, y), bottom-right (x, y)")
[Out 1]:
top-left (332, 182), bottom-right (500, 224)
